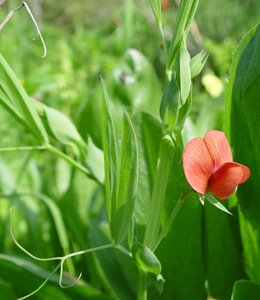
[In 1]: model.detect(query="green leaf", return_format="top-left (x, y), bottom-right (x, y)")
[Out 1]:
top-left (114, 111), bottom-right (138, 244)
top-left (149, 0), bottom-right (162, 27)
top-left (0, 254), bottom-right (103, 299)
top-left (0, 87), bottom-right (25, 126)
top-left (101, 79), bottom-right (119, 230)
top-left (89, 221), bottom-right (136, 300)
top-left (225, 23), bottom-right (258, 138)
top-left (77, 95), bottom-right (103, 149)
top-left (204, 201), bottom-right (245, 300)
top-left (227, 23), bottom-right (260, 283)
top-left (43, 105), bottom-right (86, 158)
top-left (36, 194), bottom-right (73, 272)
top-left (232, 280), bottom-right (260, 300)
top-left (86, 137), bottom-right (105, 184)
top-left (179, 43), bottom-right (191, 102)
top-left (174, 90), bottom-right (192, 132)
top-left (0, 53), bottom-right (48, 143)
top-left (148, 140), bottom-right (205, 299)
top-left (190, 50), bottom-right (208, 78)
top-left (160, 76), bottom-right (180, 131)
top-left (167, 0), bottom-right (199, 72)
top-left (55, 158), bottom-right (72, 196)
top-left (205, 194), bottom-right (232, 215)
top-left (155, 193), bottom-right (205, 300)
top-left (144, 135), bottom-right (175, 249)
top-left (132, 112), bottom-right (162, 241)
top-left (132, 243), bottom-right (161, 275)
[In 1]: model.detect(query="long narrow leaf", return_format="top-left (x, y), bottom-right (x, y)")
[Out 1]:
top-left (101, 79), bottom-right (119, 235)
top-left (114, 111), bottom-right (138, 244)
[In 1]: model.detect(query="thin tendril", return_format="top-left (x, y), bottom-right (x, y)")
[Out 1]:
top-left (0, 2), bottom-right (47, 57)
top-left (8, 206), bottom-right (123, 298)
top-left (9, 207), bottom-right (61, 262)
top-left (17, 263), bottom-right (61, 300)
top-left (59, 259), bottom-right (82, 289)
top-left (22, 2), bottom-right (47, 57)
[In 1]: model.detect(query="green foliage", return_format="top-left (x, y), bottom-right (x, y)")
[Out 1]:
top-left (231, 280), bottom-right (260, 300)
top-left (0, 0), bottom-right (259, 299)
top-left (227, 23), bottom-right (260, 283)
top-left (0, 53), bottom-right (48, 143)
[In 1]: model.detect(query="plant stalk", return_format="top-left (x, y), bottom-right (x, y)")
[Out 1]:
top-left (154, 189), bottom-right (192, 250)
top-left (144, 135), bottom-right (174, 249)
top-left (138, 269), bottom-right (147, 300)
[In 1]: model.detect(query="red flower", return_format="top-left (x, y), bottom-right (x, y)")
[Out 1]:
top-left (183, 130), bottom-right (250, 200)
top-left (161, 0), bottom-right (170, 10)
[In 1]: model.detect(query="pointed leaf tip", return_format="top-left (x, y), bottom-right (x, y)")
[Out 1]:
top-left (206, 194), bottom-right (232, 215)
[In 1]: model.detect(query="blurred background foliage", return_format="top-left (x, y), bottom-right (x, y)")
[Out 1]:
top-left (0, 0), bottom-right (260, 299)
top-left (1, 0), bottom-right (259, 139)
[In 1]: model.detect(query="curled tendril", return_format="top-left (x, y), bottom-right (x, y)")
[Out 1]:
top-left (0, 2), bottom-right (47, 57)
top-left (9, 207), bottom-right (113, 299)
top-left (22, 2), bottom-right (47, 57)
top-left (17, 263), bottom-right (61, 300)
top-left (59, 259), bottom-right (82, 289)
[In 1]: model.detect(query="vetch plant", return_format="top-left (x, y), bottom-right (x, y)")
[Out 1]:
top-left (0, 0), bottom-right (257, 299)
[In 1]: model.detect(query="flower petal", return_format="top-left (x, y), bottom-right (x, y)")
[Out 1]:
top-left (207, 162), bottom-right (249, 200)
top-left (236, 163), bottom-right (250, 183)
top-left (183, 137), bottom-right (213, 194)
top-left (204, 130), bottom-right (232, 170)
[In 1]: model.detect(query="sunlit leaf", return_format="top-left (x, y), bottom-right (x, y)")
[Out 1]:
top-left (43, 105), bottom-right (86, 158)
top-left (179, 42), bottom-right (191, 102)
top-left (205, 194), bottom-right (232, 215)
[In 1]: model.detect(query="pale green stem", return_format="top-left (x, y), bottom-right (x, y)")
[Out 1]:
top-left (138, 136), bottom-right (173, 299)
top-left (144, 136), bottom-right (174, 249)
top-left (46, 144), bottom-right (95, 180)
top-left (0, 143), bottom-right (96, 181)
top-left (153, 189), bottom-right (192, 250)
top-left (138, 269), bottom-right (147, 300)
top-left (0, 145), bottom-right (46, 152)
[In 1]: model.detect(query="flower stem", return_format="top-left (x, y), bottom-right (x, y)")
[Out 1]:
top-left (153, 189), bottom-right (192, 250)
top-left (138, 136), bottom-right (174, 300)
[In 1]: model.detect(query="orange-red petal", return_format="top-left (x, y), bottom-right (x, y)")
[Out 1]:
top-left (204, 130), bottom-right (233, 170)
top-left (183, 137), bottom-right (213, 194)
top-left (207, 162), bottom-right (249, 200)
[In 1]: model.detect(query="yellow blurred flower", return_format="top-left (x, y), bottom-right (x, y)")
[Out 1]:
top-left (202, 73), bottom-right (224, 98)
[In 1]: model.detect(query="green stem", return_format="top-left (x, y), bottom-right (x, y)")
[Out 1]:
top-left (0, 145), bottom-right (46, 152)
top-left (124, 0), bottom-right (134, 48)
top-left (153, 189), bottom-right (192, 250)
top-left (138, 270), bottom-right (147, 300)
top-left (144, 135), bottom-right (174, 249)
top-left (46, 144), bottom-right (95, 180)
